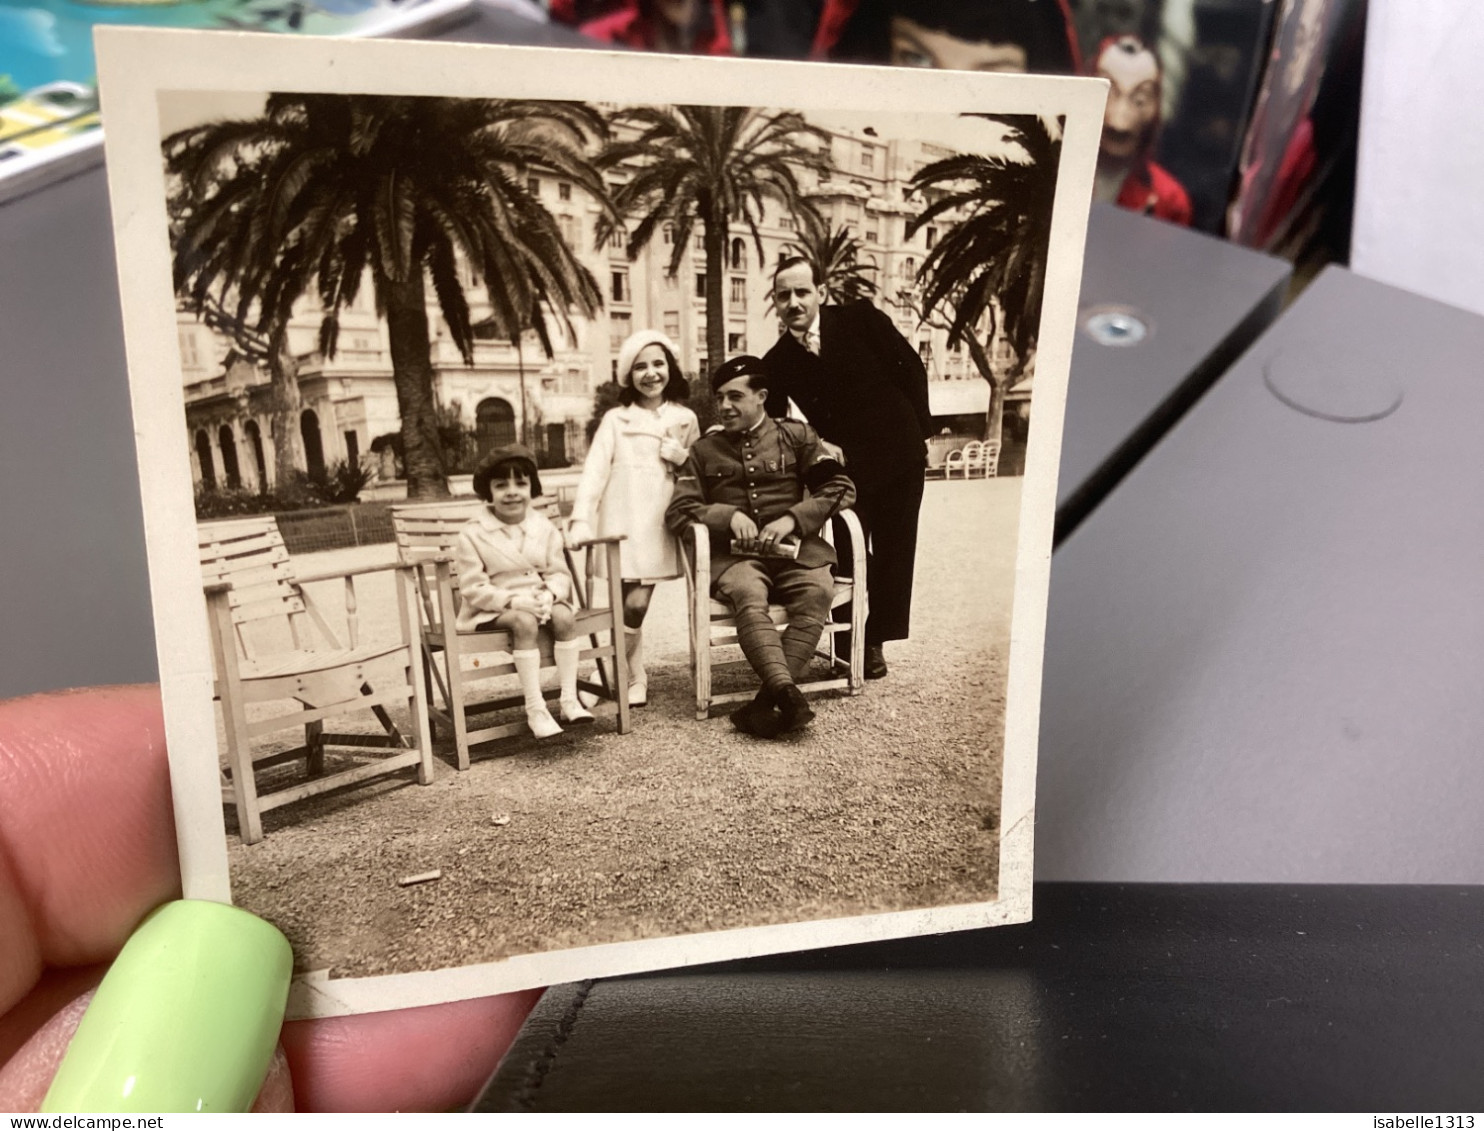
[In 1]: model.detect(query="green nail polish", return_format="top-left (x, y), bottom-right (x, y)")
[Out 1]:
top-left (42, 900), bottom-right (292, 1113)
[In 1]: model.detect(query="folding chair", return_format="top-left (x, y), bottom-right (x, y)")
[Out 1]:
top-left (982, 439), bottom-right (1002, 478)
top-left (684, 510), bottom-right (867, 720)
top-left (962, 439), bottom-right (986, 478)
top-left (392, 499), bottom-right (630, 769)
top-left (200, 517), bottom-right (434, 845)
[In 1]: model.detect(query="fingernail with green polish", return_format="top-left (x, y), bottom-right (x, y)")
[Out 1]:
top-left (42, 900), bottom-right (292, 1113)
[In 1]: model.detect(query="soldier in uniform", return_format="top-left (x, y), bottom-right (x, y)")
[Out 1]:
top-left (666, 355), bottom-right (856, 738)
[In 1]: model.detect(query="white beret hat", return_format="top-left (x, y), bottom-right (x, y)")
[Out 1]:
top-left (615, 329), bottom-right (681, 387)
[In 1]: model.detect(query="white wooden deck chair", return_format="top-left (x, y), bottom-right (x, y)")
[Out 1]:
top-left (199, 517), bottom-right (434, 845)
top-left (944, 448), bottom-right (967, 479)
top-left (392, 499), bottom-right (630, 769)
top-left (684, 510), bottom-right (868, 720)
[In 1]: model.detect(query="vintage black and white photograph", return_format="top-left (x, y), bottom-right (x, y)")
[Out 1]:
top-left (96, 29), bottom-right (1102, 1014)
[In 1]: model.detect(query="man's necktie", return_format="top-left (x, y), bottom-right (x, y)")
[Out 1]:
top-left (805, 330), bottom-right (820, 356)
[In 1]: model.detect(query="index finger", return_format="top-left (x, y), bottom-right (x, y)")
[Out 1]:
top-left (0, 686), bottom-right (178, 1017)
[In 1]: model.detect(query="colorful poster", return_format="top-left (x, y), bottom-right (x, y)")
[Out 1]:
top-left (0, 0), bottom-right (469, 200)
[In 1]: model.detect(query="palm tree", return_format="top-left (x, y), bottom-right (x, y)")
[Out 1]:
top-left (165, 95), bottom-right (611, 498)
top-left (782, 215), bottom-right (878, 304)
top-left (905, 114), bottom-right (1060, 445)
top-left (597, 105), bottom-right (828, 374)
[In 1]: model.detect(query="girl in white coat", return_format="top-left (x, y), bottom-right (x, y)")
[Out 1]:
top-left (568, 330), bottom-right (700, 705)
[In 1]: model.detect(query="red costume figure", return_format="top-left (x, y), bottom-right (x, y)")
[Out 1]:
top-left (1091, 34), bottom-right (1192, 226)
top-left (578, 0), bottom-right (733, 54)
top-left (827, 0), bottom-right (1080, 73)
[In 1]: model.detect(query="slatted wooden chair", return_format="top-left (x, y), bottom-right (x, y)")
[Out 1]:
top-left (684, 510), bottom-right (868, 720)
top-left (199, 517), bottom-right (434, 845)
top-left (943, 447), bottom-right (967, 479)
top-left (392, 499), bottom-right (630, 769)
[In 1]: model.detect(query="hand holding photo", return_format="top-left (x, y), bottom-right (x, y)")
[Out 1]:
top-left (95, 27), bottom-right (1104, 1016)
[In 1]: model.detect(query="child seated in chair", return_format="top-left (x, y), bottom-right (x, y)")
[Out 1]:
top-left (454, 445), bottom-right (594, 739)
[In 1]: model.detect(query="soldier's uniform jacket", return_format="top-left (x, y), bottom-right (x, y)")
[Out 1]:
top-left (666, 415), bottom-right (856, 581)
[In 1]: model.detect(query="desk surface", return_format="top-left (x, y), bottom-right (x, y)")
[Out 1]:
top-left (1037, 266), bottom-right (1484, 884)
top-left (1059, 203), bottom-right (1290, 539)
top-left (476, 883), bottom-right (1484, 1112)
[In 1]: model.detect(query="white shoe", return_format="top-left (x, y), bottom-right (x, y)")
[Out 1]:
top-left (526, 706), bottom-right (563, 739)
top-left (627, 678), bottom-right (648, 707)
top-left (560, 698), bottom-right (595, 725)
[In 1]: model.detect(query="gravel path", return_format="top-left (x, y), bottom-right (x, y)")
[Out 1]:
top-left (225, 478), bottom-right (1020, 979)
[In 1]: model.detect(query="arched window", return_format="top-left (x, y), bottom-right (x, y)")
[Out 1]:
top-left (902, 256), bottom-right (916, 280)
top-left (244, 420), bottom-right (267, 490)
top-left (475, 398), bottom-right (517, 456)
top-left (218, 424), bottom-right (241, 490)
top-left (194, 429), bottom-right (216, 489)
top-left (300, 409), bottom-right (325, 479)
top-left (729, 237), bottom-right (746, 270)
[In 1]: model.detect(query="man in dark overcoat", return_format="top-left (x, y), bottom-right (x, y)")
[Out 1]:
top-left (762, 256), bottom-right (934, 679)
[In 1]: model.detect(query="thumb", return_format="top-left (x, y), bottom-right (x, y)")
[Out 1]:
top-left (0, 990), bottom-right (294, 1113)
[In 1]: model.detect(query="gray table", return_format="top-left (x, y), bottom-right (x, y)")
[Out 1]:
top-left (1036, 265), bottom-right (1484, 883)
top-left (1059, 203), bottom-right (1290, 541)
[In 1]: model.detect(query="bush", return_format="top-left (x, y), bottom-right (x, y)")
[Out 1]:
top-left (192, 459), bottom-right (370, 519)
top-left (314, 459), bottom-right (372, 504)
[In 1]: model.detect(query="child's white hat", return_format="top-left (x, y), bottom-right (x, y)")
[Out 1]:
top-left (615, 329), bottom-right (681, 387)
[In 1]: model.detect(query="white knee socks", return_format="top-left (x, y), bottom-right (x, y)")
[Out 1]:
top-left (625, 626), bottom-right (646, 706)
top-left (554, 638), bottom-right (593, 723)
top-left (514, 649), bottom-right (561, 738)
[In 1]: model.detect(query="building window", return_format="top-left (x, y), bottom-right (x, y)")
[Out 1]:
top-left (694, 231), bottom-right (705, 252)
top-left (663, 223), bottom-right (675, 245)
top-left (527, 176), bottom-right (540, 196)
top-left (861, 147), bottom-right (874, 171)
top-left (178, 331), bottom-right (201, 369)
top-left (729, 237), bottom-right (746, 270)
top-left (557, 214), bottom-right (578, 247)
top-left (611, 270), bottom-right (629, 303)
top-left (902, 256), bottom-right (916, 280)
top-left (558, 181), bottom-right (571, 201)
top-left (728, 331), bottom-right (745, 352)
top-left (866, 227), bottom-right (878, 244)
top-left (344, 430), bottom-right (360, 468)
top-left (218, 424), bottom-right (241, 489)
top-left (918, 341), bottom-right (931, 366)
top-left (663, 311), bottom-right (681, 339)
top-left (926, 225), bottom-right (938, 249)
top-left (609, 312), bottom-right (632, 349)
top-left (780, 216), bottom-right (796, 232)
top-left (561, 369), bottom-right (587, 395)
top-left (609, 228), bottom-right (626, 251)
top-left (244, 420), bottom-right (267, 487)
top-left (611, 359), bottom-right (619, 381)
top-left (194, 429), bottom-right (215, 489)
top-left (695, 273), bottom-right (706, 299)
top-left (729, 276), bottom-right (746, 308)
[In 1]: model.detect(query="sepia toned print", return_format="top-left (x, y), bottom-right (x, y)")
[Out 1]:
top-left (96, 29), bottom-right (1104, 1016)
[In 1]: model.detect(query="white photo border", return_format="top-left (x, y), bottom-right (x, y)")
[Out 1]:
top-left (96, 25), bottom-right (1106, 1018)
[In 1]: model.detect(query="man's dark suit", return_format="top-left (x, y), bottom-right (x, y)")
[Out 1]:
top-left (763, 300), bottom-right (934, 646)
